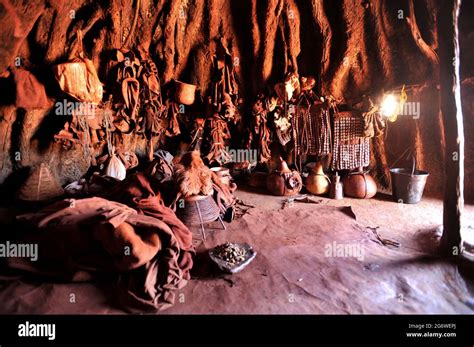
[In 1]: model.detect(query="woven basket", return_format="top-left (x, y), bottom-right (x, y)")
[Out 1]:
top-left (176, 193), bottom-right (220, 226)
top-left (16, 163), bottom-right (64, 201)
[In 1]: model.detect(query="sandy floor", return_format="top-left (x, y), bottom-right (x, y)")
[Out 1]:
top-left (0, 188), bottom-right (473, 314)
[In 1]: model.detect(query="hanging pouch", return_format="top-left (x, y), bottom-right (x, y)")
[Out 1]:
top-left (362, 108), bottom-right (385, 138)
top-left (53, 30), bottom-right (103, 104)
top-left (104, 146), bottom-right (127, 181)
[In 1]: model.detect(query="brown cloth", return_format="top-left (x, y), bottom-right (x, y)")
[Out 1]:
top-left (361, 108), bottom-right (386, 138)
top-left (11, 196), bottom-right (192, 312)
top-left (12, 68), bottom-right (49, 109)
top-left (105, 172), bottom-right (195, 278)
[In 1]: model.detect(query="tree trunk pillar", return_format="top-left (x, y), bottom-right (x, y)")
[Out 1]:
top-left (437, 0), bottom-right (464, 255)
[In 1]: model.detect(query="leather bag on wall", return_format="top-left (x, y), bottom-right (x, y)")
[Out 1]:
top-left (52, 30), bottom-right (103, 104)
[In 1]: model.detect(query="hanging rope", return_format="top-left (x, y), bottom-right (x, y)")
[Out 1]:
top-left (76, 113), bottom-right (91, 159)
top-left (103, 109), bottom-right (114, 157)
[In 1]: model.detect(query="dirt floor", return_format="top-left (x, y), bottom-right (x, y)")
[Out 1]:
top-left (0, 187), bottom-right (473, 314)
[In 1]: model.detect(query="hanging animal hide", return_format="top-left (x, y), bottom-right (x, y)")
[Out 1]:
top-left (190, 117), bottom-right (205, 151)
top-left (165, 101), bottom-right (181, 137)
top-left (361, 107), bottom-right (386, 138)
top-left (136, 47), bottom-right (167, 140)
top-left (12, 68), bottom-right (49, 109)
top-left (53, 30), bottom-right (103, 104)
top-left (210, 38), bottom-right (240, 118)
top-left (205, 116), bottom-right (232, 164)
top-left (247, 94), bottom-right (272, 163)
top-left (199, 38), bottom-right (241, 163)
top-left (174, 151), bottom-right (213, 198)
top-left (111, 50), bottom-right (141, 133)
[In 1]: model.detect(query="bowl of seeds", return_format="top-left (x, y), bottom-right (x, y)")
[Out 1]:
top-left (208, 242), bottom-right (257, 273)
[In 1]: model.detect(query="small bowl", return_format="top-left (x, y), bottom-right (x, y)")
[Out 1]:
top-left (208, 243), bottom-right (257, 274)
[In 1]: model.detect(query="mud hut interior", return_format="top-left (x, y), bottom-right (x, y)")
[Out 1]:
top-left (0, 0), bottom-right (473, 314)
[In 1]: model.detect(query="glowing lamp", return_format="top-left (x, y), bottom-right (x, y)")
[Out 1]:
top-left (380, 94), bottom-right (399, 118)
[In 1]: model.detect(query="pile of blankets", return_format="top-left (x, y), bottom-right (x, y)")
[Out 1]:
top-left (7, 172), bottom-right (194, 312)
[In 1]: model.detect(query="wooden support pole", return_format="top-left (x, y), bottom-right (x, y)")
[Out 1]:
top-left (437, 0), bottom-right (464, 255)
top-left (407, 0), bottom-right (439, 66)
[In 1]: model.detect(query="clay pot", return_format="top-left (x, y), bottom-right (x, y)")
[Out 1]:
top-left (278, 159), bottom-right (291, 173)
top-left (305, 162), bottom-right (330, 195)
top-left (342, 167), bottom-right (377, 199)
top-left (266, 158), bottom-right (302, 196)
top-left (174, 80), bottom-right (196, 105)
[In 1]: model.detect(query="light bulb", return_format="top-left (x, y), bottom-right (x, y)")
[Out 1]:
top-left (380, 94), bottom-right (399, 118)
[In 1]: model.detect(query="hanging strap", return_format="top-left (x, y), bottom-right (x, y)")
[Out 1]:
top-left (68, 29), bottom-right (84, 60)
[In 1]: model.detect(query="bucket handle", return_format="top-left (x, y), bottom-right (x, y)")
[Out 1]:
top-left (411, 154), bottom-right (416, 176)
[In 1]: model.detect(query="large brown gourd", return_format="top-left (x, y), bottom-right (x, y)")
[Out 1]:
top-left (305, 161), bottom-right (330, 195)
top-left (342, 167), bottom-right (377, 199)
top-left (266, 157), bottom-right (302, 196)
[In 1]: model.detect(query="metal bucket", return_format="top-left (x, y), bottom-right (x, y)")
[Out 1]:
top-left (390, 168), bottom-right (429, 204)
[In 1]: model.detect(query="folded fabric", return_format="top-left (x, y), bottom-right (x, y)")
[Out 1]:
top-left (105, 172), bottom-right (195, 277)
top-left (12, 197), bottom-right (191, 312)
